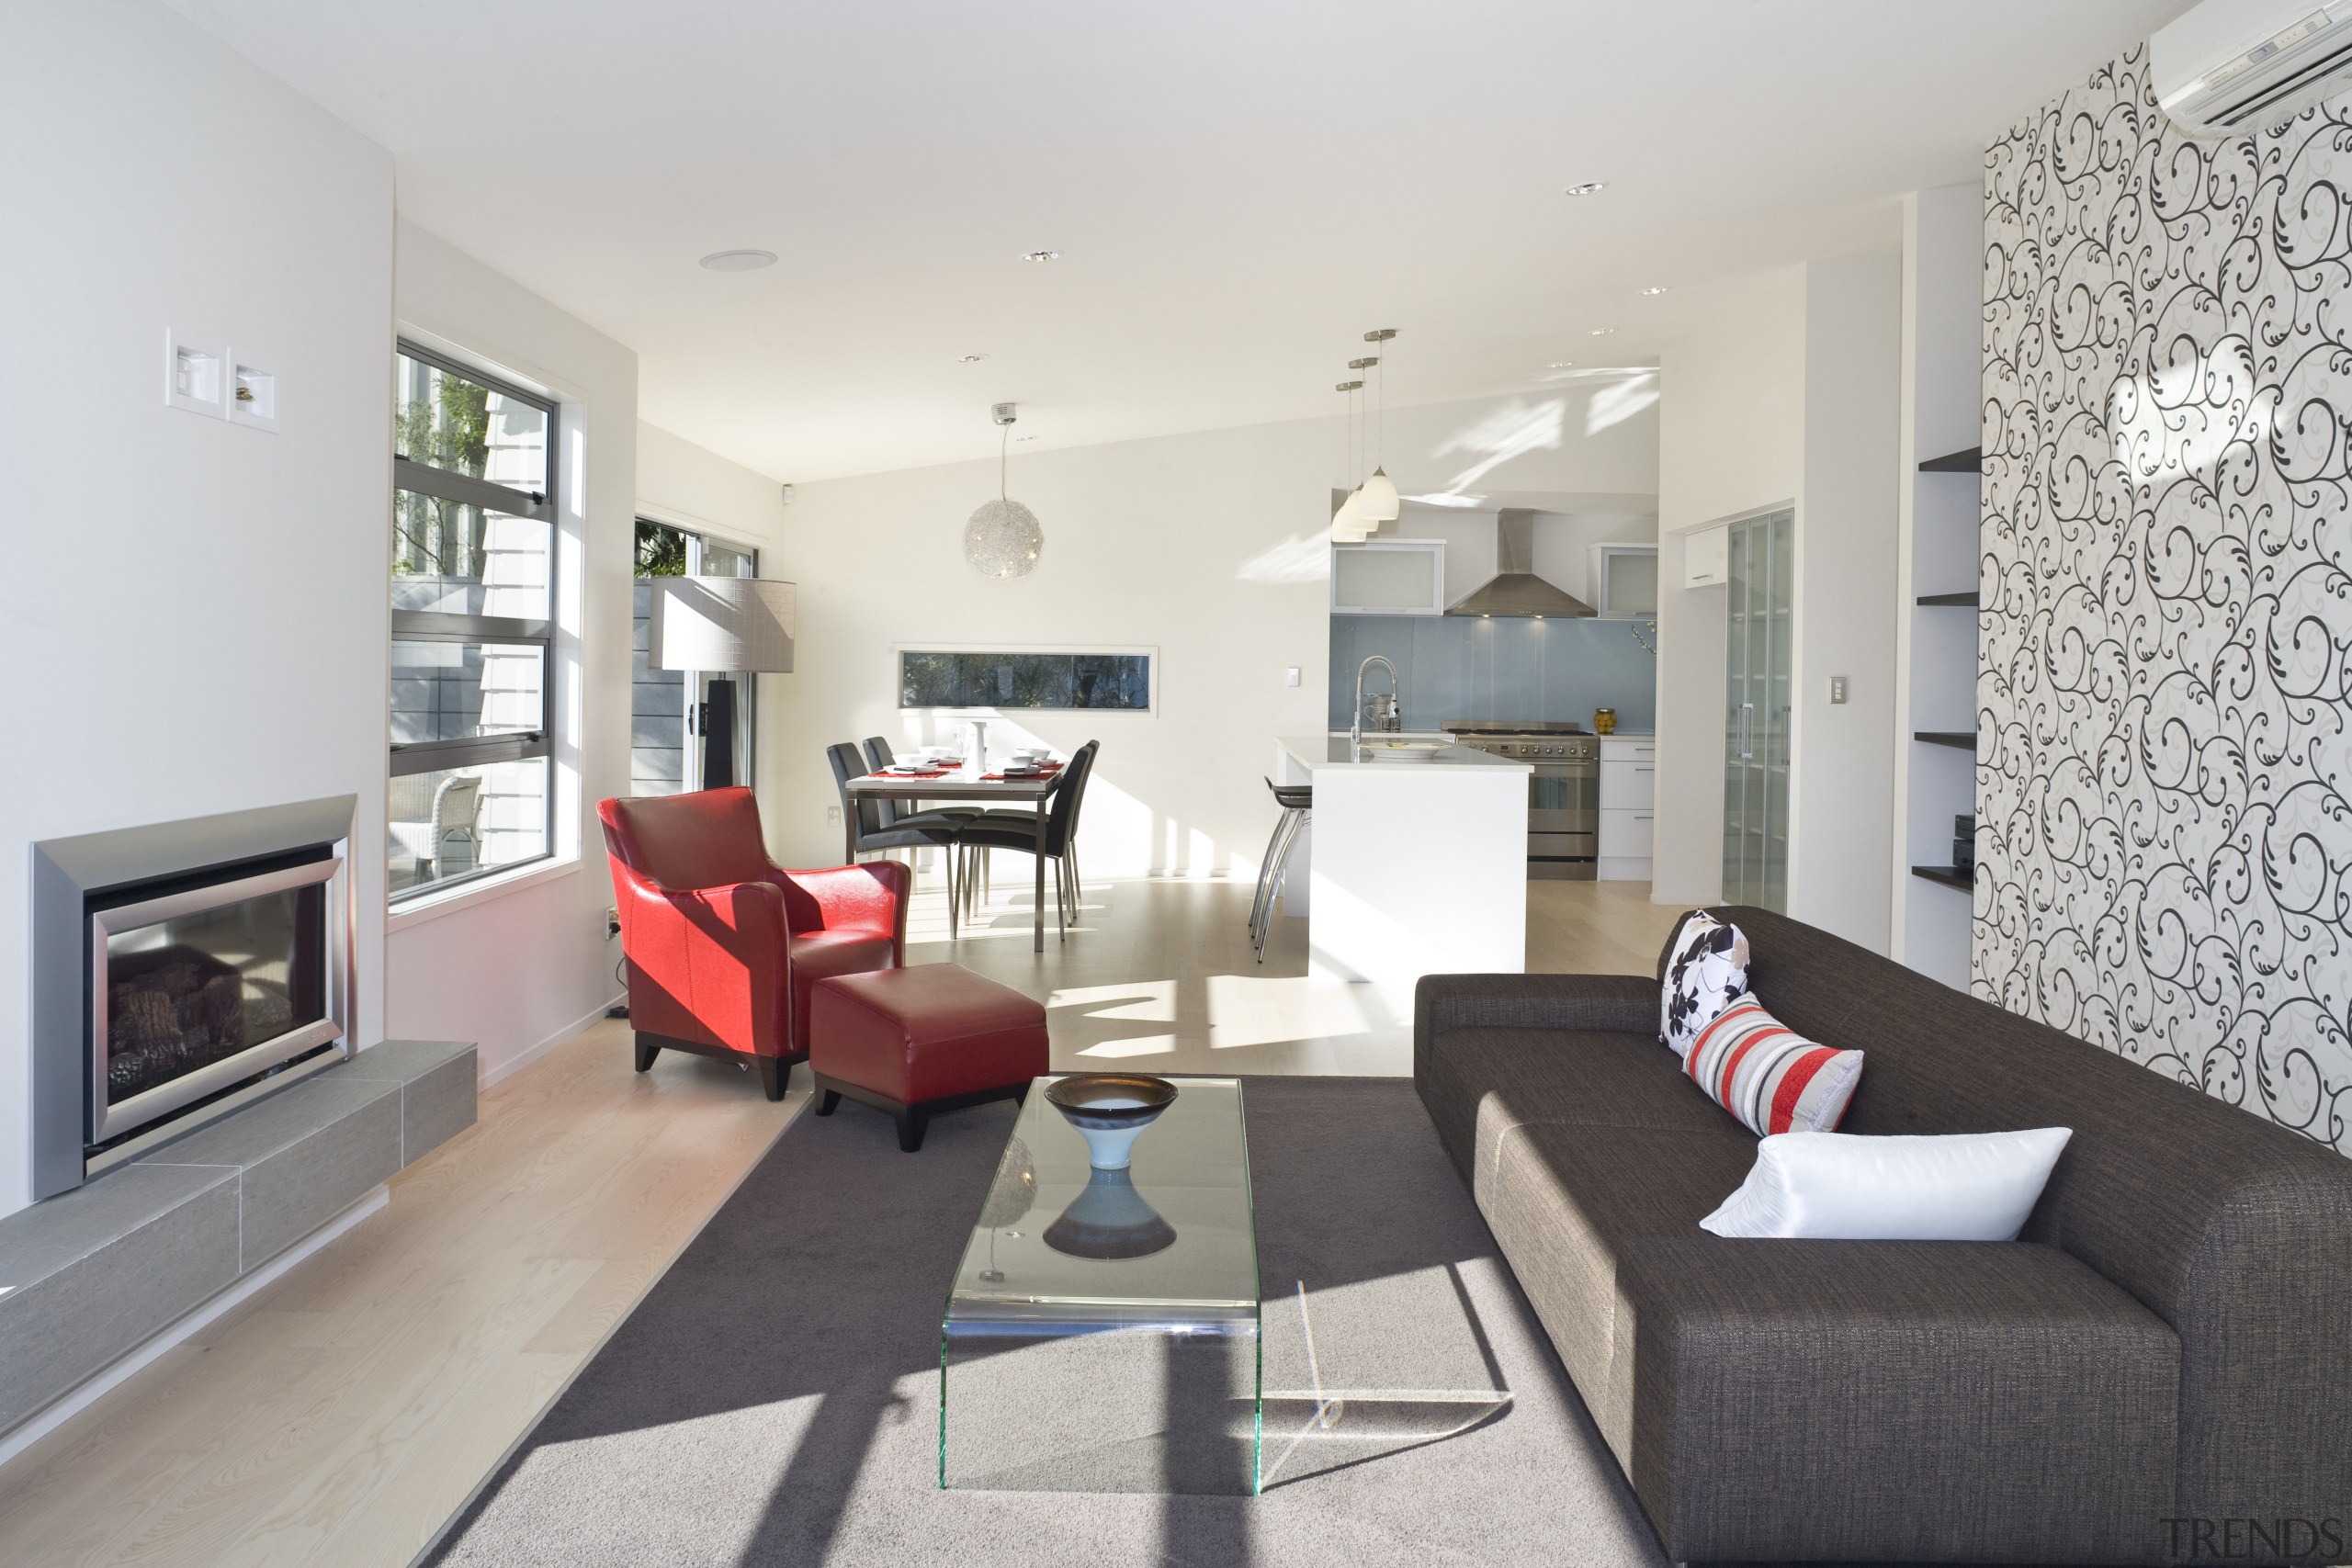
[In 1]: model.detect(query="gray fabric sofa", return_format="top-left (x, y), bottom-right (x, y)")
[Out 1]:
top-left (1414, 905), bottom-right (2352, 1566)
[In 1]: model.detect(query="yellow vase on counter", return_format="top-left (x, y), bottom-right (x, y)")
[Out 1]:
top-left (1594, 707), bottom-right (1618, 735)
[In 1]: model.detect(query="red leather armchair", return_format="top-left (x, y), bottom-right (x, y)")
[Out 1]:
top-left (598, 787), bottom-right (910, 1100)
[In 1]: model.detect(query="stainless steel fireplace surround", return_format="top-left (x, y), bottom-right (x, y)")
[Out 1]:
top-left (30, 795), bottom-right (356, 1199)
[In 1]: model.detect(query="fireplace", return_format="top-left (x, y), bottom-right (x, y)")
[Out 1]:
top-left (31, 796), bottom-right (356, 1196)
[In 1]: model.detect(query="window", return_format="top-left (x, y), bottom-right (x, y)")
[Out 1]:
top-left (897, 649), bottom-right (1153, 711)
top-left (390, 344), bottom-right (556, 900)
top-left (631, 518), bottom-right (759, 796)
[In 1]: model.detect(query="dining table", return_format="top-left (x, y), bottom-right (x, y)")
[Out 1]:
top-left (842, 765), bottom-right (1066, 952)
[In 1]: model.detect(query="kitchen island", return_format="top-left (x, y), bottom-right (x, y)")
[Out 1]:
top-left (1272, 735), bottom-right (1531, 990)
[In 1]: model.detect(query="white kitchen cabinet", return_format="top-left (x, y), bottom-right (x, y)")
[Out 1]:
top-left (1589, 544), bottom-right (1659, 617)
top-left (1599, 736), bottom-right (1657, 881)
top-left (1682, 525), bottom-right (1729, 589)
top-left (1331, 538), bottom-right (1445, 615)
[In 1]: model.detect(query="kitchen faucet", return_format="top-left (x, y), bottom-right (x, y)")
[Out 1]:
top-left (1352, 655), bottom-right (1399, 748)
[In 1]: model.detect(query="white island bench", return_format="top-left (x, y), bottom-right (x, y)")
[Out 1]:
top-left (1272, 735), bottom-right (1531, 992)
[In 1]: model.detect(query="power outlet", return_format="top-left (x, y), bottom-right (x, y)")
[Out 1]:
top-left (605, 905), bottom-right (620, 938)
top-left (825, 805), bottom-right (842, 825)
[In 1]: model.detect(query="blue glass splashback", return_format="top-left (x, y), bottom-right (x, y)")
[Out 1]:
top-left (1329, 615), bottom-right (1657, 732)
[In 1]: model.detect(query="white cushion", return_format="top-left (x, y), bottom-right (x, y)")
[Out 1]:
top-left (1698, 1128), bottom-right (2074, 1241)
top-left (1660, 909), bottom-right (1748, 1057)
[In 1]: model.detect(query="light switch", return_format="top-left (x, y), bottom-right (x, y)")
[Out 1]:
top-left (164, 330), bottom-right (226, 417)
top-left (1284, 667), bottom-right (1301, 688)
top-left (1829, 675), bottom-right (1849, 705)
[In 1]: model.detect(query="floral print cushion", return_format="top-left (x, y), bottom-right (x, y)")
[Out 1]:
top-left (1661, 909), bottom-right (1750, 1057)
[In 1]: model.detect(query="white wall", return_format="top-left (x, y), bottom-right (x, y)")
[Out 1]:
top-left (639, 422), bottom-right (790, 553)
top-left (1654, 270), bottom-right (1805, 904)
top-left (382, 222), bottom-right (639, 1083)
top-left (1788, 253), bottom-right (1901, 951)
top-left (1651, 257), bottom-right (1901, 949)
top-left (756, 389), bottom-right (1653, 878)
top-left (0, 2), bottom-right (395, 1217)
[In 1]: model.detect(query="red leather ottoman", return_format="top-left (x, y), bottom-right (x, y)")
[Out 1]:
top-left (808, 964), bottom-right (1049, 1151)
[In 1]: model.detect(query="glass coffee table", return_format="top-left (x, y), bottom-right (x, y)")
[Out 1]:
top-left (940, 1076), bottom-right (1260, 1495)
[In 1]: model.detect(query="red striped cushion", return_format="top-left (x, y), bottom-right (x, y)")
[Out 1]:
top-left (1682, 997), bottom-right (1863, 1135)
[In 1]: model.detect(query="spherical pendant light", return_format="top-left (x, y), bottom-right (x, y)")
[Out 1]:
top-left (966, 402), bottom-right (1042, 578)
top-left (965, 497), bottom-right (1044, 578)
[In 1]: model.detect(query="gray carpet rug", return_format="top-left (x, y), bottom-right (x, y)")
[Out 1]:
top-left (416, 1077), bottom-right (1668, 1567)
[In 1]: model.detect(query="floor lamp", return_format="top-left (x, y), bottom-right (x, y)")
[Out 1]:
top-left (650, 577), bottom-right (797, 790)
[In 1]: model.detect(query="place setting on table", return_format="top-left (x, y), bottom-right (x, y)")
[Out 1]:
top-left (841, 723), bottom-right (1078, 953)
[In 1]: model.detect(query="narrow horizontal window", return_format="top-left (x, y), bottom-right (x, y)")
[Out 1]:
top-left (394, 348), bottom-right (548, 495)
top-left (898, 649), bottom-right (1152, 711)
top-left (389, 758), bottom-right (551, 899)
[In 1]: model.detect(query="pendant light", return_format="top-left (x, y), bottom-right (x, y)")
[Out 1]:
top-left (965, 402), bottom-right (1043, 578)
top-left (1333, 355), bottom-right (1385, 541)
top-left (1330, 377), bottom-right (1374, 542)
top-left (1357, 328), bottom-right (1400, 522)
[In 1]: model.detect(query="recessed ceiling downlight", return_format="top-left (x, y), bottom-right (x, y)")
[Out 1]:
top-left (958, 354), bottom-right (989, 363)
top-left (1563, 181), bottom-right (1607, 197)
top-left (1589, 327), bottom-right (1617, 337)
top-left (1546, 361), bottom-right (1576, 369)
top-left (1637, 286), bottom-right (1669, 297)
top-left (1023, 249), bottom-right (1062, 262)
top-left (699, 249), bottom-right (776, 272)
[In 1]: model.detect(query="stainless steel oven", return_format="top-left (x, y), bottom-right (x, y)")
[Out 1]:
top-left (1445, 720), bottom-right (1599, 879)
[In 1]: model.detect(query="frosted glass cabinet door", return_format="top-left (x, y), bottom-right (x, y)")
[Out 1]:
top-left (1723, 524), bottom-right (1751, 901)
top-left (1331, 540), bottom-right (1445, 614)
top-left (1721, 510), bottom-right (1792, 912)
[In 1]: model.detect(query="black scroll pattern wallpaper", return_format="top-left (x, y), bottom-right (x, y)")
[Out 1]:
top-left (1981, 47), bottom-right (2352, 1153)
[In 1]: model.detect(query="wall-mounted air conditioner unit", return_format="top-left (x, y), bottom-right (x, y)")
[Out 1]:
top-left (2154, 0), bottom-right (2352, 138)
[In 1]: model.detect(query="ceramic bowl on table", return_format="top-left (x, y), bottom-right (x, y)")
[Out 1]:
top-left (1044, 1074), bottom-right (1179, 1170)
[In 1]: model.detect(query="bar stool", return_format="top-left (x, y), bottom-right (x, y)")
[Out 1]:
top-left (1250, 776), bottom-right (1312, 962)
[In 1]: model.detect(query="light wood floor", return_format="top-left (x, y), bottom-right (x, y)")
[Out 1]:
top-left (0, 875), bottom-right (1678, 1568)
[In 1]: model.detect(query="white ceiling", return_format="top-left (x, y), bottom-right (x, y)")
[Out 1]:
top-left (165, 0), bottom-right (2187, 482)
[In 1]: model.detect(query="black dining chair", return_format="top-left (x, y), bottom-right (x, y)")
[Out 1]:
top-left (861, 737), bottom-right (979, 836)
top-left (828, 741), bottom-right (965, 939)
top-left (956, 740), bottom-right (1099, 941)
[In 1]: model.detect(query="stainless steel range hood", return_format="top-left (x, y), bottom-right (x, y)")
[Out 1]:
top-left (1445, 509), bottom-right (1596, 618)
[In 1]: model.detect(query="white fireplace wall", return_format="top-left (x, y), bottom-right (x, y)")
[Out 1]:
top-left (0, 3), bottom-right (397, 1218)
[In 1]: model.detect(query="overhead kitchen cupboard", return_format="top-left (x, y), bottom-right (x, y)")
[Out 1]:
top-left (1588, 543), bottom-right (1659, 617)
top-left (1330, 538), bottom-right (1445, 615)
top-left (1681, 524), bottom-right (1729, 589)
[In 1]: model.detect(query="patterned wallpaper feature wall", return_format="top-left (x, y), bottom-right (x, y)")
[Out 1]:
top-left (1980, 47), bottom-right (2352, 1154)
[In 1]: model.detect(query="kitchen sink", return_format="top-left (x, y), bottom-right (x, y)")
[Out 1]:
top-left (1360, 739), bottom-right (1449, 761)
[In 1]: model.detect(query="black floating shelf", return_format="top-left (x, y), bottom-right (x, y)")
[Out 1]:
top-left (1915, 731), bottom-right (1974, 750)
top-left (1919, 446), bottom-right (1983, 473)
top-left (1912, 865), bottom-right (1974, 892)
top-left (1916, 591), bottom-right (1979, 607)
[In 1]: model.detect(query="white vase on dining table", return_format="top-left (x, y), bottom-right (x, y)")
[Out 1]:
top-left (960, 719), bottom-right (989, 780)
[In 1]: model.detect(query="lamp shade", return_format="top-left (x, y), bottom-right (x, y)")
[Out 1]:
top-left (650, 578), bottom-right (797, 673)
top-left (1358, 467), bottom-right (1400, 522)
top-left (1330, 487), bottom-right (1371, 543)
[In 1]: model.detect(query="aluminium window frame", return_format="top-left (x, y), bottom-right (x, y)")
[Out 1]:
top-left (390, 340), bottom-right (560, 900)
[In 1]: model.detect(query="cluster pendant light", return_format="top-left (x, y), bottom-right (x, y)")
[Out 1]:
top-left (1330, 328), bottom-right (1400, 543)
